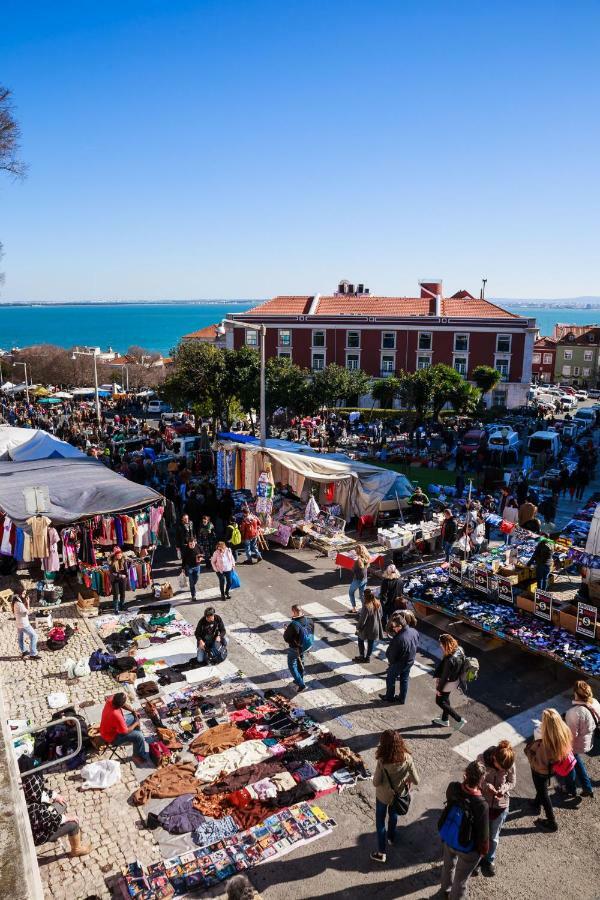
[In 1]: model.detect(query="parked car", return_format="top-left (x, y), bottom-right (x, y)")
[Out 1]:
top-left (587, 388), bottom-right (600, 398)
top-left (558, 385), bottom-right (577, 395)
top-left (527, 431), bottom-right (561, 458)
top-left (560, 396), bottom-right (578, 411)
top-left (575, 390), bottom-right (589, 400)
top-left (459, 429), bottom-right (487, 456)
top-left (574, 408), bottom-right (596, 428)
top-left (487, 430), bottom-right (521, 456)
top-left (147, 399), bottom-right (173, 416)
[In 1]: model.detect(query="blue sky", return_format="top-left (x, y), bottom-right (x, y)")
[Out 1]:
top-left (1, 0), bottom-right (599, 301)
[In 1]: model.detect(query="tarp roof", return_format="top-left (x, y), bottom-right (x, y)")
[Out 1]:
top-left (0, 427), bottom-right (87, 462)
top-left (0, 457), bottom-right (162, 526)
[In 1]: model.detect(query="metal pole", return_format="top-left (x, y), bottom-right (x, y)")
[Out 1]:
top-left (260, 324), bottom-right (266, 447)
top-left (93, 353), bottom-right (100, 424)
top-left (24, 362), bottom-right (30, 404)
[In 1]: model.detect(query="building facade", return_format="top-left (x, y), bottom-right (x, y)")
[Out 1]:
top-left (554, 329), bottom-right (600, 387)
top-left (227, 280), bottom-right (536, 408)
top-left (531, 337), bottom-right (557, 383)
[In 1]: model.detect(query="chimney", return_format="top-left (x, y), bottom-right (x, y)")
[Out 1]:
top-left (419, 279), bottom-right (443, 316)
top-left (348, 283), bottom-right (355, 295)
top-left (357, 283), bottom-right (364, 294)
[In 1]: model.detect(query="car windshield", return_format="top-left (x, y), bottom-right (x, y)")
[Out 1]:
top-left (529, 437), bottom-right (551, 453)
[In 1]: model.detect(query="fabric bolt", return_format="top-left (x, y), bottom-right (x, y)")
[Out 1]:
top-left (132, 762), bottom-right (199, 806)
top-left (189, 722), bottom-right (245, 756)
top-left (307, 775), bottom-right (338, 793)
top-left (248, 778), bottom-right (278, 800)
top-left (227, 788), bottom-right (253, 809)
top-left (191, 792), bottom-right (230, 818)
top-left (276, 782), bottom-right (317, 807)
top-left (229, 799), bottom-right (278, 830)
top-left (313, 758), bottom-right (343, 777)
top-left (290, 762), bottom-right (319, 783)
top-left (270, 771), bottom-right (297, 792)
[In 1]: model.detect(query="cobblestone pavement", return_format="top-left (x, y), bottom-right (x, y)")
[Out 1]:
top-left (0, 575), bottom-right (162, 900)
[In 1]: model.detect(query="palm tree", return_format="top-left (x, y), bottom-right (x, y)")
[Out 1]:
top-left (447, 381), bottom-right (481, 416)
top-left (472, 365), bottom-right (501, 405)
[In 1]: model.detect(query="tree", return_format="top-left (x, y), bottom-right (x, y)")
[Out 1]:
top-left (345, 369), bottom-right (372, 407)
top-left (447, 380), bottom-right (481, 416)
top-left (310, 363), bottom-right (355, 410)
top-left (371, 376), bottom-right (401, 410)
top-left (162, 341), bottom-right (228, 428)
top-left (0, 86), bottom-right (25, 178)
top-left (429, 364), bottom-right (465, 420)
top-left (399, 369), bottom-right (433, 421)
top-left (265, 356), bottom-right (309, 419)
top-left (223, 346), bottom-right (260, 428)
top-left (472, 365), bottom-right (501, 401)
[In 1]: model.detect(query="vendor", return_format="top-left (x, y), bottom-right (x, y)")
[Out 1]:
top-left (195, 606), bottom-right (228, 664)
top-left (99, 692), bottom-right (150, 765)
top-left (408, 486), bottom-right (430, 524)
top-left (110, 547), bottom-right (128, 614)
top-left (19, 756), bottom-right (92, 857)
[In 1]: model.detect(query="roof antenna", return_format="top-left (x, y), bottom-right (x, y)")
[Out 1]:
top-left (480, 277), bottom-right (487, 300)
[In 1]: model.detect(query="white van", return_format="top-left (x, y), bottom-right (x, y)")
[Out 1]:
top-left (147, 400), bottom-right (173, 416)
top-left (527, 431), bottom-right (561, 458)
top-left (574, 408), bottom-right (596, 428)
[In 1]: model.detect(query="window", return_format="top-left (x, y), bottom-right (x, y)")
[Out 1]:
top-left (496, 334), bottom-right (511, 353)
top-left (278, 329), bottom-right (291, 347)
top-left (417, 355), bottom-right (431, 370)
top-left (346, 353), bottom-right (360, 371)
top-left (492, 388), bottom-right (508, 406)
top-left (543, 354), bottom-right (553, 364)
top-left (495, 359), bottom-right (509, 381)
top-left (278, 350), bottom-right (291, 360)
top-left (382, 332), bottom-right (396, 349)
top-left (562, 365), bottom-right (571, 376)
top-left (381, 355), bottom-right (395, 375)
top-left (532, 353), bottom-right (541, 364)
top-left (573, 366), bottom-right (581, 376)
top-left (312, 353), bottom-right (325, 371)
top-left (418, 332), bottom-right (432, 350)
top-left (245, 329), bottom-right (258, 347)
top-left (312, 330), bottom-right (325, 347)
top-left (584, 350), bottom-right (593, 361)
top-left (454, 357), bottom-right (467, 376)
top-left (454, 334), bottom-right (469, 352)
top-left (583, 367), bottom-right (591, 377)
top-left (347, 331), bottom-right (360, 348)
top-left (563, 349), bottom-right (572, 360)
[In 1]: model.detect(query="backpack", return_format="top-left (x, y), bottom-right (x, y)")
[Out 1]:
top-left (89, 649), bottom-right (116, 672)
top-left (460, 656), bottom-right (480, 685)
top-left (229, 524), bottom-right (242, 546)
top-left (208, 642), bottom-right (228, 664)
top-left (438, 799), bottom-right (475, 853)
top-left (295, 619), bottom-right (314, 653)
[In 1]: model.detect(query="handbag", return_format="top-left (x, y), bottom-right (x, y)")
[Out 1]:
top-left (500, 521), bottom-right (515, 534)
top-left (229, 569), bottom-right (241, 590)
top-left (384, 767), bottom-right (412, 816)
top-left (552, 751), bottom-right (576, 777)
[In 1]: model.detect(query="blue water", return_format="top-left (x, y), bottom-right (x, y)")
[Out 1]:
top-left (1, 302), bottom-right (599, 355)
top-left (0, 301), bottom-right (255, 355)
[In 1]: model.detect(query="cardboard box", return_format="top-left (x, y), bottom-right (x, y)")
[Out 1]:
top-left (559, 604), bottom-right (578, 635)
top-left (517, 593), bottom-right (560, 625)
top-left (414, 601), bottom-right (435, 619)
top-left (76, 587), bottom-right (100, 617)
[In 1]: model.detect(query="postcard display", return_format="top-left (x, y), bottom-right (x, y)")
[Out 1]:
top-left (118, 674), bottom-right (367, 898)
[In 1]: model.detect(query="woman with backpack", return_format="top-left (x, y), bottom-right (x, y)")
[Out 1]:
top-left (565, 680), bottom-right (599, 798)
top-left (211, 541), bottom-right (237, 601)
top-left (224, 516), bottom-right (242, 561)
top-left (432, 634), bottom-right (467, 732)
top-left (355, 589), bottom-right (384, 663)
top-left (370, 730), bottom-right (419, 863)
top-left (347, 544), bottom-right (371, 614)
top-left (524, 707), bottom-right (577, 832)
top-left (475, 740), bottom-right (516, 876)
top-left (439, 760), bottom-right (489, 897)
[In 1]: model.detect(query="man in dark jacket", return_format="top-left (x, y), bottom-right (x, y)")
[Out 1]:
top-left (441, 509), bottom-right (458, 561)
top-left (408, 486), bottom-right (430, 524)
top-left (283, 605), bottom-right (314, 693)
top-left (181, 538), bottom-right (204, 601)
top-left (529, 538), bottom-right (553, 590)
top-left (440, 760), bottom-right (489, 898)
top-left (194, 607), bottom-right (227, 664)
top-left (379, 612), bottom-right (419, 704)
top-left (176, 514), bottom-right (195, 555)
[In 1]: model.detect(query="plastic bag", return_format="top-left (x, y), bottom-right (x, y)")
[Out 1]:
top-left (178, 570), bottom-right (187, 589)
top-left (64, 657), bottom-right (77, 679)
top-left (73, 658), bottom-right (91, 678)
top-left (80, 759), bottom-right (121, 790)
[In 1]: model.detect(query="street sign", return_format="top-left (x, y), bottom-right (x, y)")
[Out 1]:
top-left (474, 566), bottom-right (489, 594)
top-left (534, 589), bottom-right (553, 621)
top-left (576, 602), bottom-right (598, 639)
top-left (449, 558), bottom-right (463, 582)
top-left (497, 576), bottom-right (514, 604)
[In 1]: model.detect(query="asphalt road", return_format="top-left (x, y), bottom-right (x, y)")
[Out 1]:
top-left (150, 539), bottom-right (600, 900)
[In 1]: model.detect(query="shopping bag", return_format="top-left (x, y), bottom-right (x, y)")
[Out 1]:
top-left (229, 569), bottom-right (241, 590)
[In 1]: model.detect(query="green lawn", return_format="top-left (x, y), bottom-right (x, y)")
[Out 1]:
top-left (371, 460), bottom-right (457, 488)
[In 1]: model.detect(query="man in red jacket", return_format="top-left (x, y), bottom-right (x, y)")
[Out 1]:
top-left (240, 509), bottom-right (262, 564)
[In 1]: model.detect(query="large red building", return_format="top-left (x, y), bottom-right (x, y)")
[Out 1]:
top-left (227, 280), bottom-right (536, 408)
top-left (531, 337), bottom-right (557, 384)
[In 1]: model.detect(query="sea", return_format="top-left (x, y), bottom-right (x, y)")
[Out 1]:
top-left (0, 301), bottom-right (598, 355)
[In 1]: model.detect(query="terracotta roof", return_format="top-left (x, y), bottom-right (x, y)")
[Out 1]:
top-left (242, 294), bottom-right (519, 319)
top-left (534, 337), bottom-right (557, 349)
top-left (182, 324), bottom-right (221, 340)
top-left (572, 328), bottom-right (600, 345)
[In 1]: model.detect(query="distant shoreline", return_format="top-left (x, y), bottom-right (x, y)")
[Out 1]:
top-left (0, 299), bottom-right (257, 307)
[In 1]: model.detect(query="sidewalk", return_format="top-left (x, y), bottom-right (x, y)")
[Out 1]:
top-left (0, 574), bottom-right (162, 899)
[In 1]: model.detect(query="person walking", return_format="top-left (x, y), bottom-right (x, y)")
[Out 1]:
top-left (501, 498), bottom-right (519, 545)
top-left (12, 591), bottom-right (40, 660)
top-left (347, 544), bottom-right (371, 614)
top-left (475, 741), bottom-right (516, 876)
top-left (379, 612), bottom-right (419, 704)
top-left (283, 605), bottom-right (314, 693)
top-left (198, 514), bottom-right (217, 566)
top-left (575, 466), bottom-right (590, 501)
top-left (439, 760), bottom-right (489, 899)
top-left (524, 708), bottom-right (578, 832)
top-left (240, 508), bottom-right (262, 564)
top-left (518, 496), bottom-right (537, 527)
top-left (109, 547), bottom-right (128, 614)
top-left (224, 516), bottom-right (242, 561)
top-left (195, 607), bottom-right (228, 664)
top-left (565, 680), bottom-right (600, 799)
top-left (355, 589), bottom-right (384, 663)
top-left (441, 509), bottom-right (458, 561)
top-left (176, 513), bottom-right (196, 556)
top-left (380, 564), bottom-right (405, 629)
top-left (370, 730), bottom-right (420, 864)
top-left (211, 541), bottom-right (236, 601)
top-left (181, 538), bottom-right (204, 601)
top-left (432, 634), bottom-right (467, 731)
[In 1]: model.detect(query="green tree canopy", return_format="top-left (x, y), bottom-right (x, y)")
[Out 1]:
top-left (446, 380), bottom-right (481, 416)
top-left (472, 364), bottom-right (501, 396)
top-left (371, 376), bottom-right (401, 409)
top-left (265, 356), bottom-right (309, 417)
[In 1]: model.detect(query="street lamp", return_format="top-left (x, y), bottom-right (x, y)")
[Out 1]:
top-left (72, 349), bottom-right (100, 424)
top-left (218, 319), bottom-right (266, 446)
top-left (13, 360), bottom-right (30, 403)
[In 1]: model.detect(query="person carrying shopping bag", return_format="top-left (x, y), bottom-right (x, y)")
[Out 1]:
top-left (211, 541), bottom-right (236, 601)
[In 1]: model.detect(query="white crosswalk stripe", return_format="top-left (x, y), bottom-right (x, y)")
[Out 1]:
top-left (260, 611), bottom-right (383, 695)
top-left (228, 622), bottom-right (346, 710)
top-left (452, 690), bottom-right (571, 759)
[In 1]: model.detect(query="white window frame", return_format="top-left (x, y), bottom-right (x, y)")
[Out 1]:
top-left (418, 331), bottom-right (432, 351)
top-left (532, 353), bottom-right (541, 364)
top-left (312, 329), bottom-right (325, 348)
top-left (380, 353), bottom-right (396, 376)
top-left (245, 329), bottom-right (258, 347)
top-left (346, 352), bottom-right (360, 371)
top-left (417, 354), bottom-right (432, 370)
top-left (543, 353), bottom-right (553, 364)
top-left (454, 333), bottom-right (469, 353)
top-left (278, 329), bottom-right (292, 347)
top-left (584, 350), bottom-right (593, 362)
top-left (453, 356), bottom-right (468, 376)
top-left (347, 330), bottom-right (361, 349)
top-left (494, 356), bottom-right (510, 381)
top-left (583, 367), bottom-right (591, 377)
top-left (312, 352), bottom-right (325, 371)
top-left (381, 331), bottom-right (396, 350)
top-left (496, 334), bottom-right (512, 353)
top-left (562, 365), bottom-right (571, 376)
top-left (563, 349), bottom-right (572, 360)
top-left (573, 366), bottom-right (581, 376)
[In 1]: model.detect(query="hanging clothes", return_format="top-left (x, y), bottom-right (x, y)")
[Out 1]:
top-left (27, 515), bottom-right (51, 558)
top-left (43, 528), bottom-right (61, 572)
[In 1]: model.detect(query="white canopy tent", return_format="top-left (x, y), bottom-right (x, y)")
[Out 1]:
top-left (0, 426), bottom-right (87, 461)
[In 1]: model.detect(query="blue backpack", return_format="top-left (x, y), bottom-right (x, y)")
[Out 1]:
top-left (438, 801), bottom-right (475, 853)
top-left (295, 619), bottom-right (314, 653)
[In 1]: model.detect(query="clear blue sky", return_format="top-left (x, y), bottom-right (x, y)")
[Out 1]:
top-left (1, 0), bottom-right (599, 301)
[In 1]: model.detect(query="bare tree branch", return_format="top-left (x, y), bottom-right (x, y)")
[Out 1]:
top-left (0, 86), bottom-right (27, 179)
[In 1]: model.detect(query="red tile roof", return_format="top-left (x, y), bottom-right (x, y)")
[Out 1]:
top-left (242, 294), bottom-right (519, 319)
top-left (182, 324), bottom-right (221, 340)
top-left (534, 337), bottom-right (557, 349)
